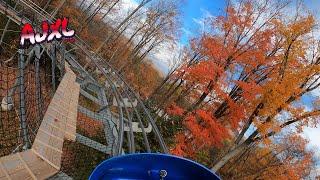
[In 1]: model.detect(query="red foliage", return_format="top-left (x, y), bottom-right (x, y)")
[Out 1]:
top-left (166, 103), bottom-right (185, 116)
top-left (171, 110), bottom-right (230, 156)
top-left (171, 134), bottom-right (189, 156)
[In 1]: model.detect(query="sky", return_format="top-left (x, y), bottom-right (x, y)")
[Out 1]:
top-left (305, 0), bottom-right (320, 14)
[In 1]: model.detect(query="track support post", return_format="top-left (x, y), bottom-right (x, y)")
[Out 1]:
top-left (18, 48), bottom-right (30, 150)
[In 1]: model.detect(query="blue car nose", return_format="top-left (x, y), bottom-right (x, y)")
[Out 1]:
top-left (89, 153), bottom-right (220, 180)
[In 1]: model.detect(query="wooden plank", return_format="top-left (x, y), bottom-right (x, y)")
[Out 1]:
top-left (20, 150), bottom-right (58, 179)
top-left (0, 161), bottom-right (10, 180)
top-left (8, 168), bottom-right (33, 180)
top-left (30, 63), bottom-right (79, 170)
top-left (17, 153), bottom-right (36, 179)
top-left (0, 154), bottom-right (24, 175)
top-left (19, 151), bottom-right (40, 167)
top-left (0, 167), bottom-right (6, 179)
top-left (27, 151), bottom-right (58, 179)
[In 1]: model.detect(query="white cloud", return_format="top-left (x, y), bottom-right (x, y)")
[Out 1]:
top-left (200, 8), bottom-right (214, 19)
top-left (192, 17), bottom-right (203, 26)
top-left (181, 27), bottom-right (193, 37)
top-left (151, 42), bottom-right (183, 73)
top-left (303, 127), bottom-right (320, 149)
top-left (121, 0), bottom-right (139, 10)
top-left (191, 8), bottom-right (215, 33)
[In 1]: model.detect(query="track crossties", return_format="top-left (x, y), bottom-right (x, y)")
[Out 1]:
top-left (0, 63), bottom-right (80, 179)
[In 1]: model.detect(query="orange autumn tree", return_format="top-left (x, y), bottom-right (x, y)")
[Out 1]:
top-left (220, 134), bottom-right (315, 179)
top-left (167, 0), bottom-right (320, 173)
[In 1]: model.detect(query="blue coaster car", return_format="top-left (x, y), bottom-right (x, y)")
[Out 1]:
top-left (89, 153), bottom-right (220, 180)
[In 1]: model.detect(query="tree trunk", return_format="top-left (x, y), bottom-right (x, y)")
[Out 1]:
top-left (186, 80), bottom-right (214, 113)
top-left (234, 103), bottom-right (263, 145)
top-left (100, 0), bottom-right (121, 20)
top-left (175, 85), bottom-right (193, 103)
top-left (148, 71), bottom-right (173, 99)
top-left (95, 0), bottom-right (152, 53)
top-left (165, 79), bottom-right (184, 99)
top-left (211, 139), bottom-right (251, 172)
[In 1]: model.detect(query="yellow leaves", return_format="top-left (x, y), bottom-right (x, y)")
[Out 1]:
top-left (259, 146), bottom-right (272, 156)
top-left (289, 15), bottom-right (315, 37)
top-left (272, 15), bottom-right (315, 67)
top-left (255, 119), bottom-right (280, 137)
top-left (259, 69), bottom-right (310, 116)
top-left (262, 138), bottom-right (272, 146)
top-left (219, 133), bottom-right (314, 179)
top-left (276, 15), bottom-right (315, 40)
top-left (299, 110), bottom-right (320, 128)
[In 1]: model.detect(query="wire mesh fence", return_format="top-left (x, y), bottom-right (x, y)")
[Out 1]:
top-left (0, 47), bottom-right (57, 157)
